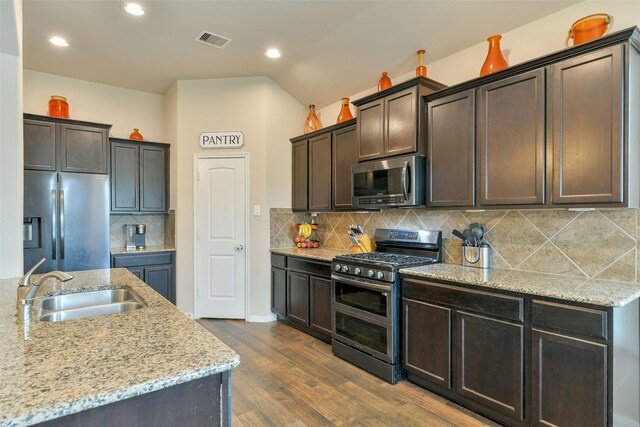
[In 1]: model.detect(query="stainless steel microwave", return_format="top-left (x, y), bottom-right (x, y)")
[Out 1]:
top-left (352, 155), bottom-right (425, 208)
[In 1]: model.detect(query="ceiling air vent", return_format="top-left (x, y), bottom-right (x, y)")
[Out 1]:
top-left (194, 30), bottom-right (231, 49)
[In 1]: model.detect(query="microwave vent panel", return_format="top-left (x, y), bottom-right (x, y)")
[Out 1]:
top-left (194, 31), bottom-right (231, 49)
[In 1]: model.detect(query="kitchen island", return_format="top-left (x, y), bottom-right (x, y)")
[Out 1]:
top-left (0, 268), bottom-right (239, 427)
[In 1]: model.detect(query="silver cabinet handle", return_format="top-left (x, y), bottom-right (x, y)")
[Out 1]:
top-left (60, 190), bottom-right (65, 260)
top-left (401, 160), bottom-right (410, 201)
top-left (236, 244), bottom-right (244, 251)
top-left (51, 190), bottom-right (57, 260)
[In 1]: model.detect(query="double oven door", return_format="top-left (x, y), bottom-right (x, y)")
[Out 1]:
top-left (331, 272), bottom-right (398, 363)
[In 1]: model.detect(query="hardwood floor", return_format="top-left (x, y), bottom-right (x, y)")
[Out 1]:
top-left (199, 319), bottom-right (500, 427)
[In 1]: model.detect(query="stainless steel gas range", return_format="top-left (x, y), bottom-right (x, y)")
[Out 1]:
top-left (331, 228), bottom-right (442, 384)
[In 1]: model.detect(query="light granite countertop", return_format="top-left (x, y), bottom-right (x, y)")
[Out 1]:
top-left (270, 247), bottom-right (352, 262)
top-left (0, 268), bottom-right (239, 427)
top-left (110, 245), bottom-right (176, 255)
top-left (400, 264), bottom-right (640, 307)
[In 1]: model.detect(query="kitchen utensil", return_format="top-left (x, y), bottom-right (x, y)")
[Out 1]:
top-left (452, 229), bottom-right (466, 241)
top-left (355, 225), bottom-right (365, 235)
top-left (350, 224), bottom-right (364, 236)
top-left (469, 223), bottom-right (485, 245)
top-left (462, 229), bottom-right (473, 246)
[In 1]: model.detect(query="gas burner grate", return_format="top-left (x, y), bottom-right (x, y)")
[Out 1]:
top-left (336, 252), bottom-right (437, 267)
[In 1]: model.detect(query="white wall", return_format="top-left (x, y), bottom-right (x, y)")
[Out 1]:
top-left (23, 70), bottom-right (165, 141)
top-left (173, 76), bottom-right (305, 318)
top-left (318, 1), bottom-right (640, 120)
top-left (163, 82), bottom-right (178, 210)
top-left (0, 0), bottom-right (23, 279)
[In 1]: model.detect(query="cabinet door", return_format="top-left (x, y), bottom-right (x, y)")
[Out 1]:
top-left (456, 311), bottom-right (524, 421)
top-left (532, 329), bottom-right (607, 427)
top-left (291, 140), bottom-right (309, 211)
top-left (332, 125), bottom-right (357, 210)
top-left (309, 134), bottom-right (332, 211)
top-left (24, 119), bottom-right (56, 171)
top-left (478, 69), bottom-right (546, 206)
top-left (384, 87), bottom-right (418, 157)
top-left (427, 90), bottom-right (475, 207)
top-left (287, 271), bottom-right (309, 326)
top-left (271, 267), bottom-right (287, 318)
top-left (144, 265), bottom-right (173, 303)
top-left (551, 44), bottom-right (624, 204)
top-left (140, 145), bottom-right (167, 212)
top-left (357, 99), bottom-right (384, 161)
top-left (127, 267), bottom-right (144, 280)
top-left (59, 124), bottom-right (108, 174)
top-left (111, 142), bottom-right (140, 212)
top-left (309, 276), bottom-right (332, 338)
top-left (403, 298), bottom-right (452, 389)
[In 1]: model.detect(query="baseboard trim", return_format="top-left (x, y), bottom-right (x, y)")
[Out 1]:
top-left (247, 314), bottom-right (277, 323)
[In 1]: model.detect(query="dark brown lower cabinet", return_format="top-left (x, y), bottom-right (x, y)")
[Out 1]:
top-left (270, 254), bottom-right (332, 343)
top-left (111, 251), bottom-right (176, 304)
top-left (532, 329), bottom-right (607, 427)
top-left (457, 312), bottom-right (524, 421)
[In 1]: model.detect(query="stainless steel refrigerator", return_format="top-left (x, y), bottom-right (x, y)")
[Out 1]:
top-left (23, 171), bottom-right (110, 274)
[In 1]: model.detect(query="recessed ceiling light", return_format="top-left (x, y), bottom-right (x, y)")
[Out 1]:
top-left (265, 48), bottom-right (282, 59)
top-left (123, 3), bottom-right (145, 16)
top-left (49, 36), bottom-right (69, 47)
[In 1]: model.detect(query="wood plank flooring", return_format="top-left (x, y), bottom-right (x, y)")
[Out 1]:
top-left (199, 319), bottom-right (500, 427)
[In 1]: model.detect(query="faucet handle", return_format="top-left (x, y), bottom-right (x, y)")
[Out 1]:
top-left (18, 258), bottom-right (46, 287)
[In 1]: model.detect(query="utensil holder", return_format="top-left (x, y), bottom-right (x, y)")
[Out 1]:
top-left (462, 244), bottom-right (490, 269)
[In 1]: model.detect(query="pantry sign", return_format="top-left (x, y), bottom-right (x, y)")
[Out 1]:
top-left (199, 131), bottom-right (244, 148)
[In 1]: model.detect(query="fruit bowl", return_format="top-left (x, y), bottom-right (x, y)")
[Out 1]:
top-left (294, 237), bottom-right (320, 249)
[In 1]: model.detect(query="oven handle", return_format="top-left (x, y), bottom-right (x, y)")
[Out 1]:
top-left (331, 274), bottom-right (391, 293)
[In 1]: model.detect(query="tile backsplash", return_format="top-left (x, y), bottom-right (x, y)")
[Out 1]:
top-left (270, 207), bottom-right (639, 283)
top-left (110, 214), bottom-right (166, 249)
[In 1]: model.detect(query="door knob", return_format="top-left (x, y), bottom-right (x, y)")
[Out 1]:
top-left (236, 244), bottom-right (244, 251)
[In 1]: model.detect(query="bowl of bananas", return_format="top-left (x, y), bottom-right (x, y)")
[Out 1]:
top-left (295, 222), bottom-right (319, 248)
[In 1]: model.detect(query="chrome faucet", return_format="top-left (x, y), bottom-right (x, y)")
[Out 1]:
top-left (17, 258), bottom-right (73, 324)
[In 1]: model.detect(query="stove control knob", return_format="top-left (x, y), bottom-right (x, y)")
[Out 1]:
top-left (354, 267), bottom-right (362, 275)
top-left (377, 271), bottom-right (385, 280)
top-left (334, 264), bottom-right (342, 272)
top-left (343, 266), bottom-right (350, 273)
top-left (367, 270), bottom-right (375, 278)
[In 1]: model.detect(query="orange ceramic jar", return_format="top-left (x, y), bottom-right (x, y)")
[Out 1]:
top-left (566, 13), bottom-right (612, 46)
top-left (48, 96), bottom-right (69, 118)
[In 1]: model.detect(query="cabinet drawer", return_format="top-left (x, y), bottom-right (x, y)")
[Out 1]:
top-left (288, 257), bottom-right (331, 278)
top-left (271, 253), bottom-right (287, 269)
top-left (403, 279), bottom-right (524, 322)
top-left (112, 252), bottom-right (173, 268)
top-left (532, 300), bottom-right (608, 340)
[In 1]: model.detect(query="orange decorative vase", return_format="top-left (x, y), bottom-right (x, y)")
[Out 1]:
top-left (480, 35), bottom-right (508, 76)
top-left (378, 72), bottom-right (392, 91)
top-left (415, 50), bottom-right (427, 77)
top-left (48, 96), bottom-right (69, 118)
top-left (129, 128), bottom-right (144, 140)
top-left (303, 105), bottom-right (323, 134)
top-left (566, 13), bottom-right (612, 46)
top-left (336, 98), bottom-right (354, 124)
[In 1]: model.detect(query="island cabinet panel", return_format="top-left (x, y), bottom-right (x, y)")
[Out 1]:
top-left (291, 140), bottom-right (309, 211)
top-left (426, 90), bottom-right (475, 207)
top-left (456, 311), bottom-right (524, 421)
top-left (24, 119), bottom-right (56, 171)
top-left (287, 271), bottom-right (310, 326)
top-left (403, 298), bottom-right (452, 389)
top-left (532, 329), bottom-right (607, 427)
top-left (551, 44), bottom-right (624, 205)
top-left (384, 87), bottom-right (418, 157)
top-left (332, 125), bottom-right (357, 209)
top-left (478, 68), bottom-right (546, 206)
top-left (309, 133), bottom-right (332, 211)
top-left (357, 99), bottom-right (385, 161)
top-left (309, 276), bottom-right (332, 336)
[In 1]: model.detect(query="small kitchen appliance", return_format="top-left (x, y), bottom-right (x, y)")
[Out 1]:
top-left (331, 228), bottom-right (442, 384)
top-left (134, 224), bottom-right (146, 249)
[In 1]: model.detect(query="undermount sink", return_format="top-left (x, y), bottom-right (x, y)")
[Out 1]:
top-left (38, 287), bottom-right (146, 322)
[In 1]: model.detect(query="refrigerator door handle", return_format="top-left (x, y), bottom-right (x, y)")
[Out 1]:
top-left (51, 189), bottom-right (57, 260)
top-left (60, 190), bottom-right (65, 260)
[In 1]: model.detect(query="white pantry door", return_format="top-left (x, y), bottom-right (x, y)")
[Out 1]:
top-left (195, 156), bottom-right (247, 319)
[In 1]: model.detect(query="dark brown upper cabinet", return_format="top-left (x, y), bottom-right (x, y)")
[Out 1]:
top-left (110, 138), bottom-right (169, 213)
top-left (478, 69), bottom-right (546, 206)
top-left (332, 124), bottom-right (357, 210)
top-left (426, 90), bottom-right (475, 207)
top-left (308, 133), bottom-right (332, 211)
top-left (354, 77), bottom-right (447, 162)
top-left (291, 140), bottom-right (309, 212)
top-left (23, 114), bottom-right (111, 174)
top-left (551, 44), bottom-right (624, 205)
top-left (291, 119), bottom-right (357, 212)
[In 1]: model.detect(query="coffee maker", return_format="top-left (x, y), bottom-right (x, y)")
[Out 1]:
top-left (124, 224), bottom-right (147, 250)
